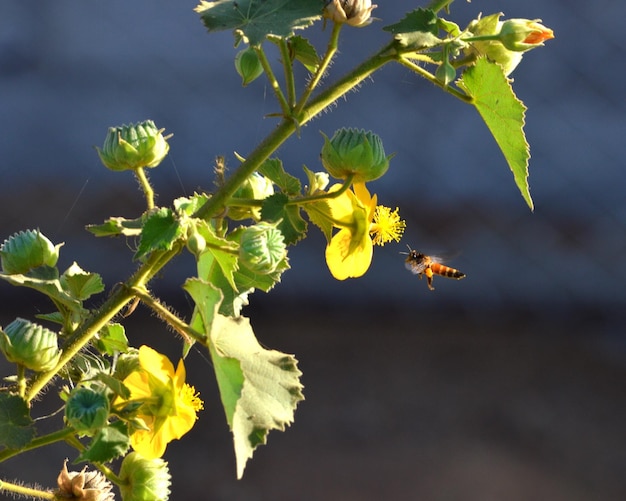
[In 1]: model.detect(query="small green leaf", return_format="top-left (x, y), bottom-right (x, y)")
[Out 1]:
top-left (234, 254), bottom-right (289, 293)
top-left (258, 158), bottom-right (301, 195)
top-left (206, 314), bottom-right (304, 478)
top-left (134, 208), bottom-right (183, 260)
top-left (86, 216), bottom-right (143, 237)
top-left (261, 194), bottom-right (307, 245)
top-left (287, 35), bottom-right (320, 73)
top-left (0, 394), bottom-right (35, 449)
top-left (458, 58), bottom-right (532, 209)
top-left (302, 200), bottom-right (333, 242)
top-left (60, 262), bottom-right (105, 301)
top-left (76, 421), bottom-right (130, 463)
top-left (174, 193), bottom-right (211, 217)
top-left (383, 8), bottom-right (442, 52)
top-left (0, 267), bottom-right (83, 314)
top-left (95, 323), bottom-right (128, 356)
top-left (195, 0), bottom-right (324, 46)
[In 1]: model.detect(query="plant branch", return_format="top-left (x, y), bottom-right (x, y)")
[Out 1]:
top-left (134, 167), bottom-right (155, 210)
top-left (278, 38), bottom-right (297, 109)
top-left (255, 45), bottom-right (290, 116)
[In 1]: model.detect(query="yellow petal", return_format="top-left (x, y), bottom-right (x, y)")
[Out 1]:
top-left (138, 345), bottom-right (175, 384)
top-left (325, 229), bottom-right (373, 280)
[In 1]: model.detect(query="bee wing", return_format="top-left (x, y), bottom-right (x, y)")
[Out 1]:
top-left (405, 259), bottom-right (427, 275)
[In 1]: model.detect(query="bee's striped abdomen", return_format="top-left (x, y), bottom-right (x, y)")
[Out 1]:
top-left (430, 263), bottom-right (466, 280)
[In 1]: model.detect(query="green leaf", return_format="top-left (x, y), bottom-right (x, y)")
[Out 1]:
top-left (234, 254), bottom-right (289, 293)
top-left (458, 58), bottom-right (532, 209)
top-left (60, 262), bottom-right (105, 301)
top-left (0, 267), bottom-right (83, 314)
top-left (76, 421), bottom-right (130, 463)
top-left (95, 323), bottom-right (128, 356)
top-left (287, 35), bottom-right (320, 73)
top-left (302, 200), bottom-right (333, 242)
top-left (207, 314), bottom-right (304, 478)
top-left (258, 158), bottom-right (301, 195)
top-left (383, 8), bottom-right (442, 52)
top-left (85, 216), bottom-right (143, 237)
top-left (196, 0), bottom-right (324, 46)
top-left (261, 194), bottom-right (307, 245)
top-left (173, 193), bottom-right (210, 217)
top-left (0, 394), bottom-right (35, 449)
top-left (134, 208), bottom-right (184, 260)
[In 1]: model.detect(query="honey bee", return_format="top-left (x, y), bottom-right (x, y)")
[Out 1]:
top-left (402, 246), bottom-right (466, 290)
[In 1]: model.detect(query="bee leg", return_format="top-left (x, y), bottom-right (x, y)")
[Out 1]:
top-left (425, 268), bottom-right (435, 291)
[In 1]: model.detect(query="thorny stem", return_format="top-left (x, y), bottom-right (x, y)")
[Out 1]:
top-left (396, 56), bottom-right (473, 104)
top-left (134, 167), bottom-right (155, 210)
top-left (278, 38), bottom-right (297, 109)
top-left (0, 480), bottom-right (54, 500)
top-left (255, 45), bottom-right (291, 116)
top-left (130, 286), bottom-right (204, 344)
top-left (294, 22), bottom-right (342, 117)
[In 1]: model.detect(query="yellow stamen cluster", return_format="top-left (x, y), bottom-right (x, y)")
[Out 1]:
top-left (370, 206), bottom-right (405, 245)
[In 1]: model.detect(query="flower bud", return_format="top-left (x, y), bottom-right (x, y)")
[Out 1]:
top-left (96, 120), bottom-right (170, 172)
top-left (234, 47), bottom-right (264, 86)
top-left (186, 226), bottom-right (207, 258)
top-left (465, 13), bottom-right (554, 76)
top-left (324, 0), bottom-right (377, 27)
top-left (229, 172), bottom-right (274, 221)
top-left (498, 19), bottom-right (554, 52)
top-left (56, 460), bottom-right (115, 501)
top-left (1, 229), bottom-right (62, 275)
top-left (321, 128), bottom-right (391, 182)
top-left (0, 318), bottom-right (60, 371)
top-left (119, 452), bottom-right (171, 501)
top-left (65, 386), bottom-right (110, 435)
top-left (239, 222), bottom-right (286, 274)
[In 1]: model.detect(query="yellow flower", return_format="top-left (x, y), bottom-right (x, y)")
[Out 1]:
top-left (117, 345), bottom-right (203, 459)
top-left (325, 182), bottom-right (405, 280)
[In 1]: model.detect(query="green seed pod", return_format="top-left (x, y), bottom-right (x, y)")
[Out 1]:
top-left (320, 128), bottom-right (392, 182)
top-left (239, 222), bottom-right (286, 274)
top-left (0, 229), bottom-right (62, 275)
top-left (119, 452), bottom-right (171, 501)
top-left (234, 47), bottom-right (264, 86)
top-left (0, 318), bottom-right (60, 371)
top-left (65, 386), bottom-right (110, 436)
top-left (96, 120), bottom-right (170, 172)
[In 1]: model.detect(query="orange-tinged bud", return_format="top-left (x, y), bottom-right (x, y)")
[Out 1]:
top-left (499, 19), bottom-right (554, 52)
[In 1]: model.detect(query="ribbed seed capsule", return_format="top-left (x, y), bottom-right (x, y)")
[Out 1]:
top-left (0, 317), bottom-right (60, 371)
top-left (239, 222), bottom-right (286, 274)
top-left (0, 229), bottom-right (61, 274)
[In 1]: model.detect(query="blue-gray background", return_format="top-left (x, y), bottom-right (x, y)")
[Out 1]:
top-left (1, 1), bottom-right (625, 499)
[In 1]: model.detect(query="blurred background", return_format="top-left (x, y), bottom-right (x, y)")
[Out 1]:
top-left (1, 0), bottom-right (625, 499)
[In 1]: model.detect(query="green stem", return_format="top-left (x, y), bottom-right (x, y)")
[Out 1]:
top-left (0, 480), bottom-right (54, 500)
top-left (130, 286), bottom-right (205, 344)
top-left (396, 56), bottom-right (473, 104)
top-left (194, 45), bottom-right (395, 223)
top-left (16, 364), bottom-right (26, 398)
top-left (287, 173), bottom-right (355, 206)
top-left (25, 247), bottom-right (179, 403)
top-left (278, 38), bottom-right (297, 109)
top-left (134, 167), bottom-right (155, 210)
top-left (255, 45), bottom-right (290, 116)
top-left (294, 22), bottom-right (342, 117)
top-left (0, 427), bottom-right (76, 463)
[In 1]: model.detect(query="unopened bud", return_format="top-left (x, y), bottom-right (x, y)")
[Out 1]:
top-left (65, 386), bottom-right (110, 435)
top-left (96, 120), bottom-right (170, 172)
top-left (498, 18), bottom-right (554, 52)
top-left (234, 47), bottom-right (264, 86)
top-left (0, 318), bottom-right (60, 371)
top-left (1, 229), bottom-right (62, 275)
top-left (321, 128), bottom-right (391, 182)
top-left (239, 222), bottom-right (286, 274)
top-left (324, 0), bottom-right (377, 27)
top-left (119, 452), bottom-right (171, 501)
